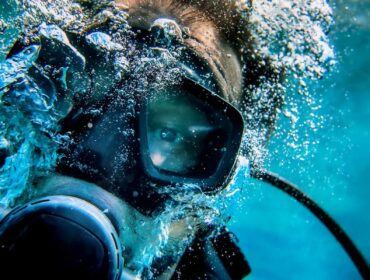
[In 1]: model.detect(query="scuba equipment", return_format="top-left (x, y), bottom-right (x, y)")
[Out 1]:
top-left (0, 23), bottom-right (248, 279)
top-left (60, 75), bottom-right (244, 201)
top-left (0, 194), bottom-right (123, 280)
top-left (58, 74), bottom-right (244, 214)
top-left (141, 78), bottom-right (244, 193)
top-left (0, 21), bottom-right (369, 280)
top-left (55, 25), bottom-right (245, 213)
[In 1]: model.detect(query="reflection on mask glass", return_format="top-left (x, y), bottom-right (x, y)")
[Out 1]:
top-left (147, 88), bottom-right (230, 177)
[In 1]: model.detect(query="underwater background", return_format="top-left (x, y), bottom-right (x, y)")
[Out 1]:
top-left (230, 1), bottom-right (370, 279)
top-left (0, 0), bottom-right (369, 279)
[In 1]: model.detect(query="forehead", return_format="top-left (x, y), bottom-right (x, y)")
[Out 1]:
top-left (114, 0), bottom-right (242, 104)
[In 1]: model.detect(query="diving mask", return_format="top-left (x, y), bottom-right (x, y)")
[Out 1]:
top-left (60, 74), bottom-right (244, 197)
top-left (141, 77), bottom-right (244, 193)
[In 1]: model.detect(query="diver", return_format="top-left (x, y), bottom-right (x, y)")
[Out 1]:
top-left (0, 0), bottom-right (369, 279)
top-left (0, 1), bottom-right (254, 279)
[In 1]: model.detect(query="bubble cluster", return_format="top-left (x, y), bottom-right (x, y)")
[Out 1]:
top-left (242, 0), bottom-right (335, 78)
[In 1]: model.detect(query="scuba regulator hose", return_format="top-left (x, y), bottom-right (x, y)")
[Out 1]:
top-left (250, 168), bottom-right (370, 279)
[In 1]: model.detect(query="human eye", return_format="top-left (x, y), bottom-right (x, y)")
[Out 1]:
top-left (157, 127), bottom-right (181, 143)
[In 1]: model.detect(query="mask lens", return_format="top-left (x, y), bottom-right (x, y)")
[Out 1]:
top-left (146, 87), bottom-right (231, 178)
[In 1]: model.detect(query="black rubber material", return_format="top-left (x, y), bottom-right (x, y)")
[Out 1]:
top-left (251, 168), bottom-right (370, 280)
top-left (0, 195), bottom-right (122, 280)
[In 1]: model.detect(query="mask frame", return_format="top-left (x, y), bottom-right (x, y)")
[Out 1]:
top-left (139, 76), bottom-right (244, 194)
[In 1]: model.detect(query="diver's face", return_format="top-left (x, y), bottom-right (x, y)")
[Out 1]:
top-left (147, 91), bottom-right (211, 174)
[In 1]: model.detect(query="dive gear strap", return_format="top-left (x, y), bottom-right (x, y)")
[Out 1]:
top-left (173, 226), bottom-right (251, 280)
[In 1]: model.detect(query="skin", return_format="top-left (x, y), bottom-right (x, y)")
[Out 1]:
top-left (148, 90), bottom-right (213, 174)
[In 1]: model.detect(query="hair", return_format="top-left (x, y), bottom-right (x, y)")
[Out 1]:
top-left (118, 0), bottom-right (279, 96)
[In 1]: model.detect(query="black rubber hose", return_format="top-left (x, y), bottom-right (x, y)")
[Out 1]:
top-left (250, 168), bottom-right (370, 280)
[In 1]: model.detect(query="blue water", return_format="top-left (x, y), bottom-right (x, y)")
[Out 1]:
top-left (230, 1), bottom-right (370, 279)
top-left (1, 0), bottom-right (370, 279)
